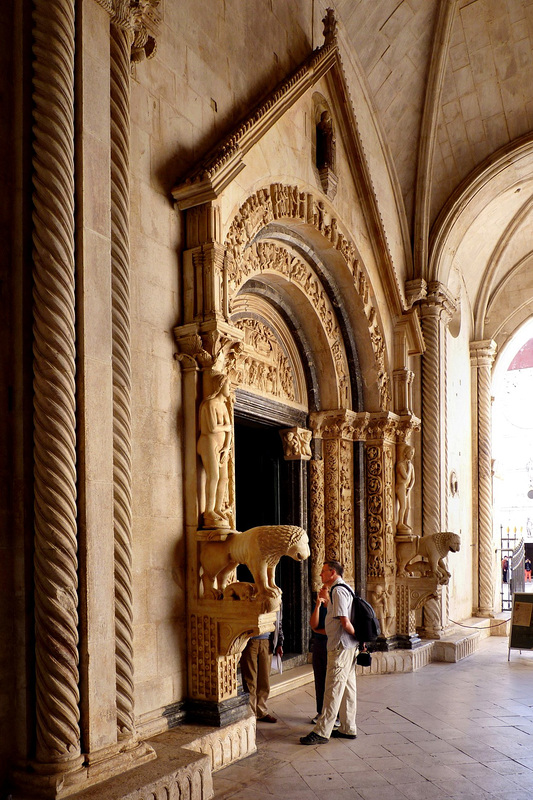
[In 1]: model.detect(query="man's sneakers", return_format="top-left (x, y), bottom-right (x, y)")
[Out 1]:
top-left (331, 730), bottom-right (357, 739)
top-left (257, 714), bottom-right (277, 723)
top-left (300, 731), bottom-right (329, 745)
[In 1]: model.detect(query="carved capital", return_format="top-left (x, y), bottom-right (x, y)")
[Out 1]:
top-left (470, 339), bottom-right (497, 368)
top-left (279, 428), bottom-right (312, 461)
top-left (404, 278), bottom-right (427, 308)
top-left (97, 0), bottom-right (160, 63)
top-left (418, 280), bottom-right (457, 324)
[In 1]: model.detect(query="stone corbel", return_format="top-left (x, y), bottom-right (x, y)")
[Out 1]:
top-left (279, 427), bottom-right (312, 460)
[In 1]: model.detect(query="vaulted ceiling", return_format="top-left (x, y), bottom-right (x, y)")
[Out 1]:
top-left (336, 0), bottom-right (533, 347)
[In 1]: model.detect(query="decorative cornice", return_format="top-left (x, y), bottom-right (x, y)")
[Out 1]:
top-left (171, 42), bottom-right (338, 209)
top-left (309, 409), bottom-right (419, 443)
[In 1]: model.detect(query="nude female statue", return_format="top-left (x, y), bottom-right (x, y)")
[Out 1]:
top-left (197, 373), bottom-right (232, 528)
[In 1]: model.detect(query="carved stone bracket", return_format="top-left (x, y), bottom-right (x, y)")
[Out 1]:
top-left (279, 427), bottom-right (312, 460)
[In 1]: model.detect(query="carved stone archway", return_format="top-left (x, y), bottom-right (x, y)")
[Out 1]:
top-left (172, 179), bottom-right (398, 722)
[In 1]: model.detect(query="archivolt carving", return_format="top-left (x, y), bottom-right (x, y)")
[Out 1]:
top-left (229, 240), bottom-right (350, 405)
top-left (224, 184), bottom-right (390, 409)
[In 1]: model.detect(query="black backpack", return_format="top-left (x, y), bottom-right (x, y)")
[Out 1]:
top-left (330, 583), bottom-right (381, 644)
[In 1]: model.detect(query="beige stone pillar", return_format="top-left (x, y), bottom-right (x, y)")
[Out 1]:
top-left (31, 0), bottom-right (82, 779)
top-left (109, 10), bottom-right (135, 745)
top-left (418, 282), bottom-right (456, 638)
top-left (470, 340), bottom-right (497, 617)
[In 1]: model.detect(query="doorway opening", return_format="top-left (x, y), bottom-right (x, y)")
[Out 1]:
top-left (234, 416), bottom-right (310, 663)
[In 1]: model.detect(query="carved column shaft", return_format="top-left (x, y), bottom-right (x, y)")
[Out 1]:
top-left (471, 340), bottom-right (497, 617)
top-left (32, 0), bottom-right (82, 769)
top-left (309, 456), bottom-right (325, 591)
top-left (323, 437), bottom-right (354, 584)
top-left (418, 283), bottom-right (455, 638)
top-left (110, 17), bottom-right (135, 741)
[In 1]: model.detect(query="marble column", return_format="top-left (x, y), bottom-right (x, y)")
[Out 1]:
top-left (470, 340), bottom-right (497, 617)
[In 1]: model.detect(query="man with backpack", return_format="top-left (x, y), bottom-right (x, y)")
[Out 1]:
top-left (300, 560), bottom-right (358, 745)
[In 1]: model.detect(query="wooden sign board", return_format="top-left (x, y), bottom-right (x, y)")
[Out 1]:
top-left (508, 592), bottom-right (533, 660)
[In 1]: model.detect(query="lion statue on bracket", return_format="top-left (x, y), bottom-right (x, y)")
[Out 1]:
top-left (200, 524), bottom-right (310, 600)
top-left (397, 531), bottom-right (461, 584)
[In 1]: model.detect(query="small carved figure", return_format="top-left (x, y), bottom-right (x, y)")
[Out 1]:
top-left (200, 524), bottom-right (310, 599)
top-left (222, 582), bottom-right (257, 601)
top-left (197, 372), bottom-right (232, 528)
top-left (397, 531), bottom-right (461, 585)
top-left (395, 443), bottom-right (415, 532)
top-left (316, 110), bottom-right (336, 171)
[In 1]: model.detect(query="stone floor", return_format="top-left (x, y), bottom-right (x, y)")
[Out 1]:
top-left (213, 636), bottom-right (533, 800)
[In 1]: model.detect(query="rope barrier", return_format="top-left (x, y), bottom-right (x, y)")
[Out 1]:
top-left (448, 618), bottom-right (510, 630)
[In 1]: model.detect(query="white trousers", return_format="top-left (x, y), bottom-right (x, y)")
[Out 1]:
top-left (314, 645), bottom-right (357, 738)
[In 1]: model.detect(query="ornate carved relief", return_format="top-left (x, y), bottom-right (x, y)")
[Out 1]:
top-left (229, 240), bottom-right (349, 405)
top-left (223, 183), bottom-right (390, 409)
top-left (280, 427), bottom-right (312, 460)
top-left (309, 457), bottom-right (325, 591)
top-left (232, 319), bottom-right (295, 402)
top-left (190, 614), bottom-right (237, 701)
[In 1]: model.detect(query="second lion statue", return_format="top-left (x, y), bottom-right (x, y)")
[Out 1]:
top-left (200, 524), bottom-right (310, 600)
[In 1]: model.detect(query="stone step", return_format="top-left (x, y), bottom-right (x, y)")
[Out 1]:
top-left (63, 717), bottom-right (256, 800)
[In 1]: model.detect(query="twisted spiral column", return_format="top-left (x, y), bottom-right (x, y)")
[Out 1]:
top-left (110, 19), bottom-right (135, 739)
top-left (471, 340), bottom-right (497, 616)
top-left (32, 0), bottom-right (81, 767)
top-left (419, 283), bottom-right (455, 637)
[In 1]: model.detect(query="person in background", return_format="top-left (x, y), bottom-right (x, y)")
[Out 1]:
top-left (309, 587), bottom-right (340, 727)
top-left (300, 561), bottom-right (358, 745)
top-left (240, 606), bottom-right (283, 723)
top-left (525, 557), bottom-right (532, 582)
top-left (502, 556), bottom-right (509, 583)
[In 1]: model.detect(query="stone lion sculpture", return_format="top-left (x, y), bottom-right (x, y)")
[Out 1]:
top-left (397, 531), bottom-right (461, 584)
top-left (200, 525), bottom-right (310, 599)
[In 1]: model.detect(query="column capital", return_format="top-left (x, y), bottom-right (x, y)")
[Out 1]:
top-left (470, 339), bottom-right (497, 367)
top-left (96, 0), bottom-right (160, 62)
top-left (418, 281), bottom-right (457, 323)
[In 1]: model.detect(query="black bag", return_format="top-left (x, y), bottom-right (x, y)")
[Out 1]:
top-left (356, 650), bottom-right (372, 667)
top-left (330, 583), bottom-right (381, 644)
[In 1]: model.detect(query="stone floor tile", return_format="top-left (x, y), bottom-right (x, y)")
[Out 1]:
top-left (379, 766), bottom-right (430, 784)
top-left (397, 781), bottom-right (453, 800)
top-left (357, 786), bottom-right (414, 800)
top-left (364, 755), bottom-right (407, 771)
top-left (302, 771), bottom-right (352, 792)
top-left (483, 758), bottom-right (532, 775)
top-left (213, 638), bottom-right (533, 800)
